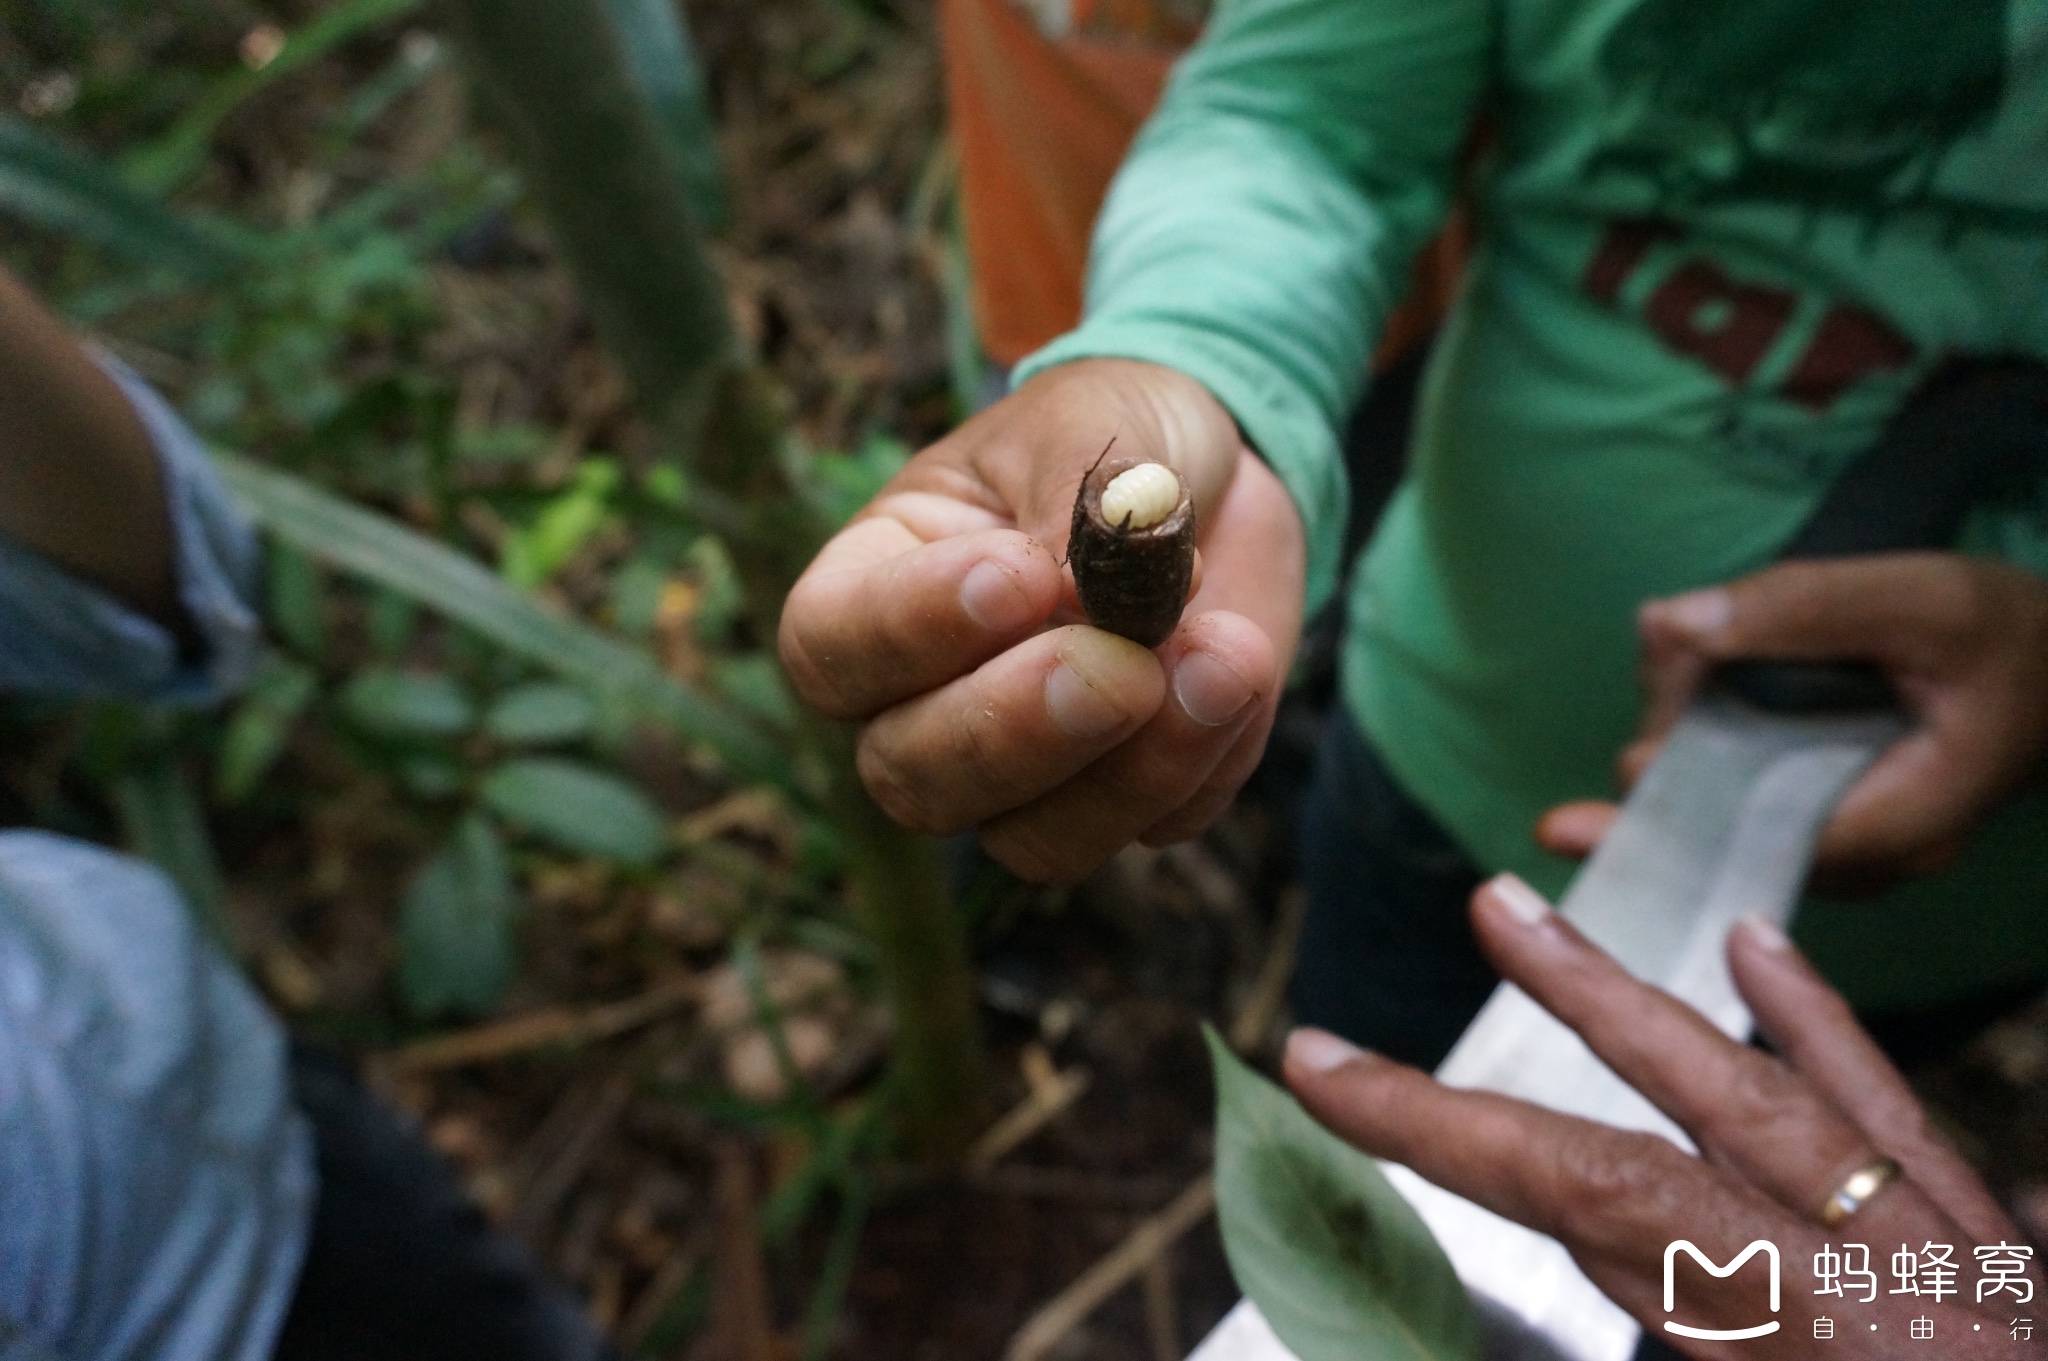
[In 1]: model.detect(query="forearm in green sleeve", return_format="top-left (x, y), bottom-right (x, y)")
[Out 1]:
top-left (1014, 0), bottom-right (1492, 613)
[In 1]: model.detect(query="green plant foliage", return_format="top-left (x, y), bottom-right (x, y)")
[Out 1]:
top-left (265, 541), bottom-right (328, 660)
top-left (481, 755), bottom-right (668, 865)
top-left (1206, 1029), bottom-right (1482, 1361)
top-left (483, 681), bottom-right (598, 745)
top-left (711, 653), bottom-right (799, 733)
top-left (215, 452), bottom-right (795, 793)
top-left (600, 0), bottom-right (729, 228)
top-left (341, 666), bottom-right (475, 738)
top-left (216, 654), bottom-right (319, 802)
top-left (500, 457), bottom-right (620, 588)
top-left (121, 0), bottom-right (427, 194)
top-left (398, 812), bottom-right (522, 1015)
top-left (111, 755), bottom-right (232, 948)
top-left (0, 116), bottom-right (250, 282)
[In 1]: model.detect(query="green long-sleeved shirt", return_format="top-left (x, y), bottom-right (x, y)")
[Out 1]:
top-left (1019, 0), bottom-right (2048, 1010)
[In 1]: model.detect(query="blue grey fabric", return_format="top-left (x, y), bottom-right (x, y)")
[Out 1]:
top-left (0, 359), bottom-right (314, 1361)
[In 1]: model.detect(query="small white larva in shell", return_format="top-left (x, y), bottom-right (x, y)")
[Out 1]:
top-left (1097, 462), bottom-right (1182, 531)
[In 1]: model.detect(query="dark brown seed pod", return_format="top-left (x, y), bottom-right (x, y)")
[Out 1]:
top-left (1069, 446), bottom-right (1196, 648)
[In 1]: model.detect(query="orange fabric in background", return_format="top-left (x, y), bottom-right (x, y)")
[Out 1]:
top-left (939, 0), bottom-right (1177, 367)
top-left (940, 0), bottom-right (1469, 373)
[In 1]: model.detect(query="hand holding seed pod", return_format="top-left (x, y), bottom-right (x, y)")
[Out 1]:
top-left (1069, 445), bottom-right (1198, 648)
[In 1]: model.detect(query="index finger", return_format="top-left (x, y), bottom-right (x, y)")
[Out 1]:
top-left (778, 495), bottom-right (1064, 720)
top-left (1281, 1031), bottom-right (1773, 1266)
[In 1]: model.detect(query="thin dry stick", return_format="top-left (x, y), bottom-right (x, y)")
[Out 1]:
top-left (964, 1066), bottom-right (1092, 1174)
top-left (708, 1141), bottom-right (781, 1361)
top-left (511, 1073), bottom-right (633, 1243)
top-left (380, 976), bottom-right (697, 1075)
top-left (1003, 1174), bottom-right (1217, 1361)
top-left (1228, 886), bottom-right (1306, 1055)
top-left (620, 1225), bottom-right (711, 1351)
top-left (1143, 1255), bottom-right (1181, 1361)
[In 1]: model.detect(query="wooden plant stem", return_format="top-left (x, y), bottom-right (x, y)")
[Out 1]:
top-left (436, 0), bottom-right (987, 1160)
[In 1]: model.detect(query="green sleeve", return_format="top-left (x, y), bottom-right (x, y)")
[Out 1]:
top-left (1012, 0), bottom-right (1493, 613)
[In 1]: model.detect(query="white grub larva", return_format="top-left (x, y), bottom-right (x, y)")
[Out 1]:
top-left (1097, 462), bottom-right (1182, 531)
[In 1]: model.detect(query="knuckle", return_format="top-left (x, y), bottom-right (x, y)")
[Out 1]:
top-left (1548, 1130), bottom-right (1683, 1247)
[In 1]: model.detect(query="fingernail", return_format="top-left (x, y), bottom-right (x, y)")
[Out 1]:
top-left (1046, 655), bottom-right (1127, 737)
top-left (1660, 588), bottom-right (1733, 638)
top-left (1739, 914), bottom-right (1792, 951)
top-left (961, 559), bottom-right (1034, 634)
top-left (1173, 650), bottom-right (1254, 727)
top-left (1488, 872), bottom-right (1552, 926)
top-left (1286, 1027), bottom-right (1364, 1074)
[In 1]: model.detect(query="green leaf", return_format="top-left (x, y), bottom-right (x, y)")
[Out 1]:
top-left (342, 667), bottom-right (474, 738)
top-left (484, 681), bottom-right (597, 745)
top-left (481, 756), bottom-right (667, 865)
top-left (213, 452), bottom-right (793, 794)
top-left (499, 458), bottom-right (619, 588)
top-left (265, 540), bottom-right (327, 660)
top-left (399, 813), bottom-right (521, 1015)
top-left (0, 116), bottom-right (248, 281)
top-left (711, 653), bottom-right (799, 733)
top-left (111, 756), bottom-right (232, 950)
top-left (601, 0), bottom-right (729, 229)
top-left (1207, 1029), bottom-right (1481, 1361)
top-left (216, 654), bottom-right (318, 802)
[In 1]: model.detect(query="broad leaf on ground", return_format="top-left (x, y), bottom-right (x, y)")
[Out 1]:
top-left (481, 756), bottom-right (667, 866)
top-left (484, 681), bottom-right (597, 745)
top-left (1208, 1028), bottom-right (1481, 1361)
top-left (399, 812), bottom-right (521, 1015)
top-left (341, 667), bottom-right (473, 738)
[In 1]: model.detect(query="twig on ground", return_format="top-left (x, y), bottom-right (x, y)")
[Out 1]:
top-left (1143, 1255), bottom-right (1181, 1361)
top-left (965, 1043), bottom-right (1091, 1173)
top-left (620, 1225), bottom-right (711, 1351)
top-left (512, 1073), bottom-right (633, 1243)
top-left (1002, 1174), bottom-right (1217, 1361)
top-left (708, 1140), bottom-right (783, 1361)
top-left (378, 975), bottom-right (698, 1075)
top-left (1228, 886), bottom-right (1305, 1055)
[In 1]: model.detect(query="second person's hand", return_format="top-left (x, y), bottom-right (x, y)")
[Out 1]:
top-left (778, 357), bottom-right (1307, 882)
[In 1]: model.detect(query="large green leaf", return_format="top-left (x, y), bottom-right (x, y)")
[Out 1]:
top-left (213, 452), bottom-right (793, 793)
top-left (0, 117), bottom-right (248, 281)
top-left (1208, 1029), bottom-right (1481, 1361)
top-left (399, 812), bottom-right (522, 1015)
top-left (481, 756), bottom-right (668, 865)
top-left (484, 681), bottom-right (597, 745)
top-left (341, 667), bottom-right (475, 738)
top-left (600, 0), bottom-right (728, 228)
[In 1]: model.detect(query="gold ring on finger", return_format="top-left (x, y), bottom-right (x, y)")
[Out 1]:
top-left (1818, 1156), bottom-right (1901, 1228)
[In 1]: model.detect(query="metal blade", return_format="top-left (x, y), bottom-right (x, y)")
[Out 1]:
top-left (1190, 694), bottom-right (1906, 1361)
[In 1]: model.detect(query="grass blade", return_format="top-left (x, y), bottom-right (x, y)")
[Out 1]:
top-left (212, 452), bottom-right (795, 793)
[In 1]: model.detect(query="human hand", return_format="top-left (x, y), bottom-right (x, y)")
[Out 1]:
top-left (1284, 875), bottom-right (2042, 1358)
top-left (1538, 553), bottom-right (2048, 891)
top-left (778, 357), bottom-right (1305, 882)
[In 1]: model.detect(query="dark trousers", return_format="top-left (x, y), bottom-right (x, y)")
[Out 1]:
top-left (1291, 707), bottom-right (1494, 1069)
top-left (272, 1046), bottom-right (616, 1361)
